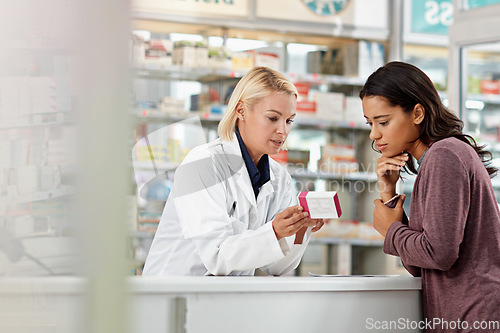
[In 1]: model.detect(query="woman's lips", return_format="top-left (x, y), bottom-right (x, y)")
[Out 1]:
top-left (271, 140), bottom-right (283, 147)
top-left (376, 144), bottom-right (387, 151)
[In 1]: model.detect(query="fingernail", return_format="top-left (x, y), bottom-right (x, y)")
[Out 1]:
top-left (298, 206), bottom-right (303, 211)
top-left (303, 212), bottom-right (309, 217)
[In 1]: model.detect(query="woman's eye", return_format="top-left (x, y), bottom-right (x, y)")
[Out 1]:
top-left (379, 121), bottom-right (388, 126)
top-left (286, 119), bottom-right (294, 124)
top-left (365, 122), bottom-right (373, 127)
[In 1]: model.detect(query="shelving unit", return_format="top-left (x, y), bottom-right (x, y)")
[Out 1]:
top-left (128, 0), bottom-right (392, 275)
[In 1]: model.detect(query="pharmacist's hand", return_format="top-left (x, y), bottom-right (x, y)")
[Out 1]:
top-left (372, 195), bottom-right (406, 237)
top-left (272, 205), bottom-right (310, 240)
top-left (376, 153), bottom-right (408, 202)
top-left (293, 218), bottom-right (326, 244)
top-left (311, 219), bottom-right (327, 233)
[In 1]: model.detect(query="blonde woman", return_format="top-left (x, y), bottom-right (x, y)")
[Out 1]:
top-left (143, 67), bottom-right (325, 276)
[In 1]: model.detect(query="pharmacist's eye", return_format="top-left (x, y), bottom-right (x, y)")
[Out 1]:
top-left (286, 119), bottom-right (294, 124)
top-left (268, 117), bottom-right (278, 122)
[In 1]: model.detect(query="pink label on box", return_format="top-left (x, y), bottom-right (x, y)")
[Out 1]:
top-left (298, 191), bottom-right (310, 216)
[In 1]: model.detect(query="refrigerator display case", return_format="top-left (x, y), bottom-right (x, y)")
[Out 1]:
top-left (449, 1), bottom-right (500, 201)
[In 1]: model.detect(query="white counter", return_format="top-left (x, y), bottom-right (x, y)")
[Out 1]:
top-left (0, 276), bottom-right (422, 333)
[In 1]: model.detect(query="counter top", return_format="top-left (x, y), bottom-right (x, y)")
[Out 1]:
top-left (0, 275), bottom-right (421, 294)
top-left (131, 276), bottom-right (421, 293)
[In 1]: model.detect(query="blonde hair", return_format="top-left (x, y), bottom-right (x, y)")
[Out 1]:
top-left (218, 66), bottom-right (298, 141)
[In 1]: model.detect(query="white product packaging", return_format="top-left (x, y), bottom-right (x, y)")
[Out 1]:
top-left (297, 191), bottom-right (342, 219)
top-left (344, 96), bottom-right (365, 124)
top-left (313, 91), bottom-right (345, 121)
top-left (16, 165), bottom-right (39, 194)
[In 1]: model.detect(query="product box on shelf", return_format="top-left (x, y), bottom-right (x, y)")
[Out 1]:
top-left (318, 143), bottom-right (359, 173)
top-left (480, 79), bottom-right (500, 95)
top-left (296, 100), bottom-right (316, 114)
top-left (337, 41), bottom-right (385, 79)
top-left (159, 96), bottom-right (185, 113)
top-left (208, 47), bottom-right (232, 70)
top-left (232, 51), bottom-right (254, 72)
top-left (306, 50), bottom-right (326, 74)
top-left (254, 52), bottom-right (280, 70)
top-left (312, 91), bottom-right (344, 121)
top-left (344, 96), bottom-right (365, 124)
top-left (173, 40), bottom-right (209, 68)
top-left (144, 39), bottom-right (173, 66)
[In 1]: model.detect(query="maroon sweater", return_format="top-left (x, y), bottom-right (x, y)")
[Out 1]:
top-left (384, 137), bottom-right (500, 332)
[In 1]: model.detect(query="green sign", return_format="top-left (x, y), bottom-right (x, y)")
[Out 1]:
top-left (464, 0), bottom-right (500, 10)
top-left (411, 0), bottom-right (453, 35)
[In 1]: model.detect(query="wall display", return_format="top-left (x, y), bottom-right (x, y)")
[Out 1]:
top-left (131, 0), bottom-right (249, 18)
top-left (256, 0), bottom-right (387, 30)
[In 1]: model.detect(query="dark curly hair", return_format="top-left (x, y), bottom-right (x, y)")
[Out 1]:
top-left (359, 61), bottom-right (497, 177)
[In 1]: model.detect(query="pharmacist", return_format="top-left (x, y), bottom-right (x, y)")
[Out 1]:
top-left (143, 67), bottom-right (325, 276)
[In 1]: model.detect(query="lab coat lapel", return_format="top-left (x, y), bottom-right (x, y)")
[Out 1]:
top-left (221, 136), bottom-right (256, 207)
top-left (256, 166), bottom-right (275, 205)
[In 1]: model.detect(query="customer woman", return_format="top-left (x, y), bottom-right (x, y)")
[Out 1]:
top-left (143, 66), bottom-right (325, 276)
top-left (361, 61), bottom-right (500, 331)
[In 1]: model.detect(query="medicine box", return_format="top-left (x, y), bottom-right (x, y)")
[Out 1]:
top-left (297, 191), bottom-right (342, 219)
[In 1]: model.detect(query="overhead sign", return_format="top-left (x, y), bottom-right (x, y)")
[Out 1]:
top-left (257, 0), bottom-right (387, 29)
top-left (411, 0), bottom-right (454, 35)
top-left (301, 0), bottom-right (351, 16)
top-left (132, 0), bottom-right (249, 17)
top-left (464, 0), bottom-right (500, 10)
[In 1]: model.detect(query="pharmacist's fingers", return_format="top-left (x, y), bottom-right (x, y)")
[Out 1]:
top-left (279, 205), bottom-right (304, 219)
top-left (311, 219), bottom-right (326, 233)
top-left (272, 209), bottom-right (309, 240)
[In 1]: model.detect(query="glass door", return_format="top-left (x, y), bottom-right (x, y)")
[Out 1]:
top-left (449, 2), bottom-right (500, 203)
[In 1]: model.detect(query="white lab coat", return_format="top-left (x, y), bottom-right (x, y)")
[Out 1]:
top-left (142, 135), bottom-right (311, 276)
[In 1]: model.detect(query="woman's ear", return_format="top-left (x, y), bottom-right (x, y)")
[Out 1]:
top-left (236, 101), bottom-right (245, 121)
top-left (413, 104), bottom-right (425, 125)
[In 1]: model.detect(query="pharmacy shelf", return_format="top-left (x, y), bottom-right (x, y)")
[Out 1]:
top-left (133, 63), bottom-right (368, 86)
top-left (289, 169), bottom-right (378, 182)
top-left (132, 161), bottom-right (180, 171)
top-left (467, 94), bottom-right (500, 104)
top-left (0, 112), bottom-right (72, 130)
top-left (289, 73), bottom-right (367, 86)
top-left (1, 185), bottom-right (74, 205)
top-left (134, 64), bottom-right (245, 82)
top-left (133, 110), bottom-right (369, 131)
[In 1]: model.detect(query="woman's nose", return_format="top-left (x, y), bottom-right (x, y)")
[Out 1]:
top-left (277, 121), bottom-right (286, 134)
top-left (369, 126), bottom-right (380, 141)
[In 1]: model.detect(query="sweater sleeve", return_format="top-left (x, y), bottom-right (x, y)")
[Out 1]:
top-left (383, 147), bottom-right (470, 272)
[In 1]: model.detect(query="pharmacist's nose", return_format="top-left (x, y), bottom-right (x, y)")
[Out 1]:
top-left (276, 121), bottom-right (286, 135)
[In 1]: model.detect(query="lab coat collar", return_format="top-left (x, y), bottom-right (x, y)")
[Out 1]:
top-left (221, 135), bottom-right (276, 206)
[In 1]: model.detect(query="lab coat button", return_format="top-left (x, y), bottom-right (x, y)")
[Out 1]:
top-left (249, 214), bottom-right (256, 222)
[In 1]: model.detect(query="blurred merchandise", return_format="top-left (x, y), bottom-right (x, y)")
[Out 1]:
top-left (312, 91), bottom-right (344, 121)
top-left (480, 79), bottom-right (500, 94)
top-left (254, 52), bottom-right (279, 70)
top-left (232, 51), bottom-right (255, 72)
top-left (311, 219), bottom-right (383, 241)
top-left (208, 47), bottom-right (233, 70)
top-left (145, 39), bottom-right (173, 66)
top-left (318, 143), bottom-right (358, 173)
top-left (344, 96), bottom-right (365, 124)
top-left (159, 96), bottom-right (185, 113)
